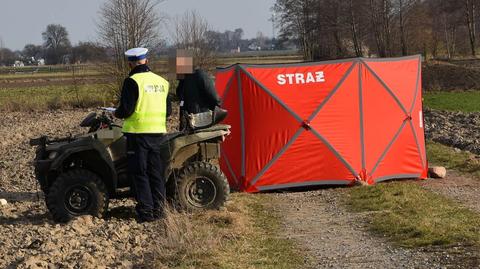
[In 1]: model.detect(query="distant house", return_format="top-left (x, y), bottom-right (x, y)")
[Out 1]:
top-left (248, 43), bottom-right (262, 51)
top-left (13, 61), bottom-right (24, 67)
top-left (230, 47), bottom-right (241, 54)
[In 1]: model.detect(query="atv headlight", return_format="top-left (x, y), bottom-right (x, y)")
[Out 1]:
top-left (48, 151), bottom-right (58, 160)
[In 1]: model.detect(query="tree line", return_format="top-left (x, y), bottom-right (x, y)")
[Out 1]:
top-left (0, 24), bottom-right (108, 66)
top-left (274, 0), bottom-right (480, 60)
top-left (0, 0), bottom-right (279, 67)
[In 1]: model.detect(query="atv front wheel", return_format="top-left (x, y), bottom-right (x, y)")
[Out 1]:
top-left (46, 169), bottom-right (109, 222)
top-left (175, 162), bottom-right (229, 211)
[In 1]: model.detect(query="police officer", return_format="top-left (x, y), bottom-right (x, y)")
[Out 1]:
top-left (114, 48), bottom-right (170, 223)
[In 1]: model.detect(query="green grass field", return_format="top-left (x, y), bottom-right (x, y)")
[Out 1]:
top-left (0, 84), bottom-right (114, 111)
top-left (424, 91), bottom-right (480, 112)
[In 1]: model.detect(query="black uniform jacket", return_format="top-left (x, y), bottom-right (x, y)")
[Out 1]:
top-left (114, 64), bottom-right (172, 119)
top-left (176, 69), bottom-right (221, 114)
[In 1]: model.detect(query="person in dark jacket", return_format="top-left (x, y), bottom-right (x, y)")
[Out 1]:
top-left (176, 68), bottom-right (220, 115)
top-left (114, 47), bottom-right (172, 223)
top-left (171, 50), bottom-right (221, 129)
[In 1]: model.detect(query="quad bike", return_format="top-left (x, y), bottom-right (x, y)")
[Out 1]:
top-left (30, 108), bottom-right (231, 222)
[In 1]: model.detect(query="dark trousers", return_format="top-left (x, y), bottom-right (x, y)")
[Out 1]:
top-left (125, 134), bottom-right (166, 220)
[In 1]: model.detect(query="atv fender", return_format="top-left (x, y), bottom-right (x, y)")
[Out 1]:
top-left (166, 142), bottom-right (220, 177)
top-left (50, 138), bottom-right (118, 193)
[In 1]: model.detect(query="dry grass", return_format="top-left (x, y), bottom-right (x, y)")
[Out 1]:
top-left (149, 194), bottom-right (306, 269)
top-left (423, 61), bottom-right (480, 91)
top-left (0, 70), bottom-right (101, 80)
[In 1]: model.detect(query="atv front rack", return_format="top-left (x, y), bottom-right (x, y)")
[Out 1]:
top-left (30, 136), bottom-right (74, 147)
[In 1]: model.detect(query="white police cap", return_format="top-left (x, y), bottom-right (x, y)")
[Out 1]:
top-left (125, 48), bottom-right (148, 61)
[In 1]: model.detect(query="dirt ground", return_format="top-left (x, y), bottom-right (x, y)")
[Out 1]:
top-left (0, 110), bottom-right (181, 268)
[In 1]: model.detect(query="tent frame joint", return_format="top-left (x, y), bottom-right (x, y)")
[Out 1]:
top-left (301, 120), bottom-right (312, 131)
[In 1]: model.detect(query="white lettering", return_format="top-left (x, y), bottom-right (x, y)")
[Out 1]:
top-left (306, 72), bottom-right (315, 83)
top-left (295, 73), bottom-right (305, 84)
top-left (315, 71), bottom-right (325, 82)
top-left (144, 84), bottom-right (165, 93)
top-left (285, 73), bottom-right (295, 85)
top-left (276, 71), bottom-right (326, 85)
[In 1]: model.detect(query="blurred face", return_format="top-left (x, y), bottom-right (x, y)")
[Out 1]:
top-left (169, 50), bottom-right (193, 79)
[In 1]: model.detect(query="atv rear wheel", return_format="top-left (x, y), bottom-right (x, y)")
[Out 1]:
top-left (175, 162), bottom-right (229, 211)
top-left (46, 169), bottom-right (109, 222)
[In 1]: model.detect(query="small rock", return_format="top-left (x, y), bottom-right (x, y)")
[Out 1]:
top-left (428, 166), bottom-right (447, 179)
top-left (0, 199), bottom-right (7, 206)
top-left (26, 239), bottom-right (43, 250)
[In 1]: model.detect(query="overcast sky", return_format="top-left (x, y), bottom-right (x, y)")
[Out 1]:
top-left (0, 0), bottom-right (276, 50)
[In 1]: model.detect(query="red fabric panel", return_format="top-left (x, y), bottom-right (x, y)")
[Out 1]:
top-left (218, 73), bottom-right (242, 189)
top-left (362, 66), bottom-right (406, 177)
top-left (249, 130), bottom-right (355, 192)
top-left (371, 122), bottom-right (424, 181)
top-left (311, 65), bottom-right (362, 174)
top-left (244, 62), bottom-right (353, 119)
top-left (215, 68), bottom-right (235, 98)
top-left (240, 71), bottom-right (301, 188)
top-left (363, 59), bottom-right (419, 112)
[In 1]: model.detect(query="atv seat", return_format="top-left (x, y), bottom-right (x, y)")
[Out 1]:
top-left (186, 107), bottom-right (228, 132)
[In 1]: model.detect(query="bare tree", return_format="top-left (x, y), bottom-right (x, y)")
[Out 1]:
top-left (464, 0), bottom-right (477, 56)
top-left (170, 10), bottom-right (216, 70)
top-left (23, 44), bottom-right (44, 61)
top-left (274, 0), bottom-right (318, 60)
top-left (396, 0), bottom-right (417, 56)
top-left (42, 24), bottom-right (71, 64)
top-left (97, 0), bottom-right (165, 90)
top-left (369, 0), bottom-right (395, 57)
top-left (42, 24), bottom-right (71, 50)
top-left (348, 0), bottom-right (364, 57)
top-left (274, 0), bottom-right (480, 59)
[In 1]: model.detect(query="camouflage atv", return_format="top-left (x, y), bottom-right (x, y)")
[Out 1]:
top-left (30, 108), bottom-right (231, 222)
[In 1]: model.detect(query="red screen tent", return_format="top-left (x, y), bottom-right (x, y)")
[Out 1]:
top-left (216, 55), bottom-right (428, 193)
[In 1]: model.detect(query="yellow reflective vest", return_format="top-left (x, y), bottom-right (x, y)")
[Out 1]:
top-left (122, 72), bottom-right (169, 134)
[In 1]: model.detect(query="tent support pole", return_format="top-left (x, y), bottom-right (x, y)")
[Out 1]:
top-left (236, 66), bottom-right (246, 180)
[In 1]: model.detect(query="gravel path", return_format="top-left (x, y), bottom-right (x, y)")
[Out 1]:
top-left (420, 172), bottom-right (480, 214)
top-left (269, 188), bottom-right (478, 269)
